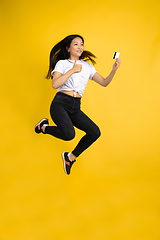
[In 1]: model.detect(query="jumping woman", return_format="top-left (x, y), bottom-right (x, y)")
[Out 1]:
top-left (35, 34), bottom-right (121, 175)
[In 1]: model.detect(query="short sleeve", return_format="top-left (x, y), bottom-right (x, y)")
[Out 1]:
top-left (51, 60), bottom-right (63, 76)
top-left (89, 63), bottom-right (97, 80)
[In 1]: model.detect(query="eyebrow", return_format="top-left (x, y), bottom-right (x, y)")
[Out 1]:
top-left (73, 41), bottom-right (83, 44)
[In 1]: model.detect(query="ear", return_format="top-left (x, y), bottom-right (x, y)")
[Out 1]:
top-left (66, 46), bottom-right (70, 52)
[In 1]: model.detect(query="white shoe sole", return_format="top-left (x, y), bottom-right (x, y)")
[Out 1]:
top-left (35, 118), bottom-right (48, 130)
top-left (62, 152), bottom-right (67, 174)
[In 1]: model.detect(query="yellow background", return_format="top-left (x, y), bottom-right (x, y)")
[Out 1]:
top-left (0, 0), bottom-right (160, 239)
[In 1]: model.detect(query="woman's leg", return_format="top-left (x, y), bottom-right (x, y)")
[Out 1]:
top-left (70, 110), bottom-right (101, 157)
top-left (45, 102), bottom-right (75, 141)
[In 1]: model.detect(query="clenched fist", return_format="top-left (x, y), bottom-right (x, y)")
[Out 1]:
top-left (72, 60), bottom-right (82, 73)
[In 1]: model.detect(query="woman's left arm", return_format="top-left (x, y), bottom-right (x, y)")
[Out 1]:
top-left (92, 58), bottom-right (121, 87)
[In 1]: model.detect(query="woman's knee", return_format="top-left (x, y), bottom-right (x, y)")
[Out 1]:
top-left (91, 125), bottom-right (101, 140)
top-left (95, 126), bottom-right (101, 139)
top-left (64, 130), bottom-right (75, 141)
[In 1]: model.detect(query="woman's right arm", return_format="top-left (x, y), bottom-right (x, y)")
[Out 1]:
top-left (52, 60), bottom-right (82, 89)
top-left (52, 69), bottom-right (74, 89)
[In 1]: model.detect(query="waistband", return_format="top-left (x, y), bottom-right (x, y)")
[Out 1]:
top-left (56, 92), bottom-right (81, 100)
top-left (53, 92), bottom-right (81, 110)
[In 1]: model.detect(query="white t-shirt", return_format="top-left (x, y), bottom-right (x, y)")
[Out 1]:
top-left (51, 59), bottom-right (97, 97)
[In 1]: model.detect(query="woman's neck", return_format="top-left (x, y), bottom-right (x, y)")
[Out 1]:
top-left (68, 56), bottom-right (79, 61)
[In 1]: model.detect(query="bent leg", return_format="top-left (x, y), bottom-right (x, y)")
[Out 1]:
top-left (70, 110), bottom-right (101, 157)
top-left (45, 103), bottom-right (75, 141)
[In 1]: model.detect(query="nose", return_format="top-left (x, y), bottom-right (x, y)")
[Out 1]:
top-left (78, 43), bottom-right (83, 48)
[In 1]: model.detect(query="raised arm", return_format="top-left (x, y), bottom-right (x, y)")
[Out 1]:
top-left (52, 60), bottom-right (82, 89)
top-left (92, 58), bottom-right (121, 87)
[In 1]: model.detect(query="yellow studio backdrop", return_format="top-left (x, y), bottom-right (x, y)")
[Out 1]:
top-left (0, 0), bottom-right (160, 239)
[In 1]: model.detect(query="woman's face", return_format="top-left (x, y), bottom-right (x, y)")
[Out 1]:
top-left (68, 37), bottom-right (84, 60)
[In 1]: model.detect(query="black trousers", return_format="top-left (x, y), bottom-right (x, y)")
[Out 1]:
top-left (45, 92), bottom-right (101, 157)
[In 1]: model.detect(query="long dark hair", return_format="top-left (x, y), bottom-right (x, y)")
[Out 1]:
top-left (46, 34), bottom-right (96, 79)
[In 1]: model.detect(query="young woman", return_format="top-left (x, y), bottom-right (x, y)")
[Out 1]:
top-left (35, 34), bottom-right (121, 175)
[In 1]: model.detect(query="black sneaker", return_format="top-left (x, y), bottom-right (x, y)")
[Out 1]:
top-left (62, 152), bottom-right (76, 175)
top-left (35, 118), bottom-right (49, 133)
